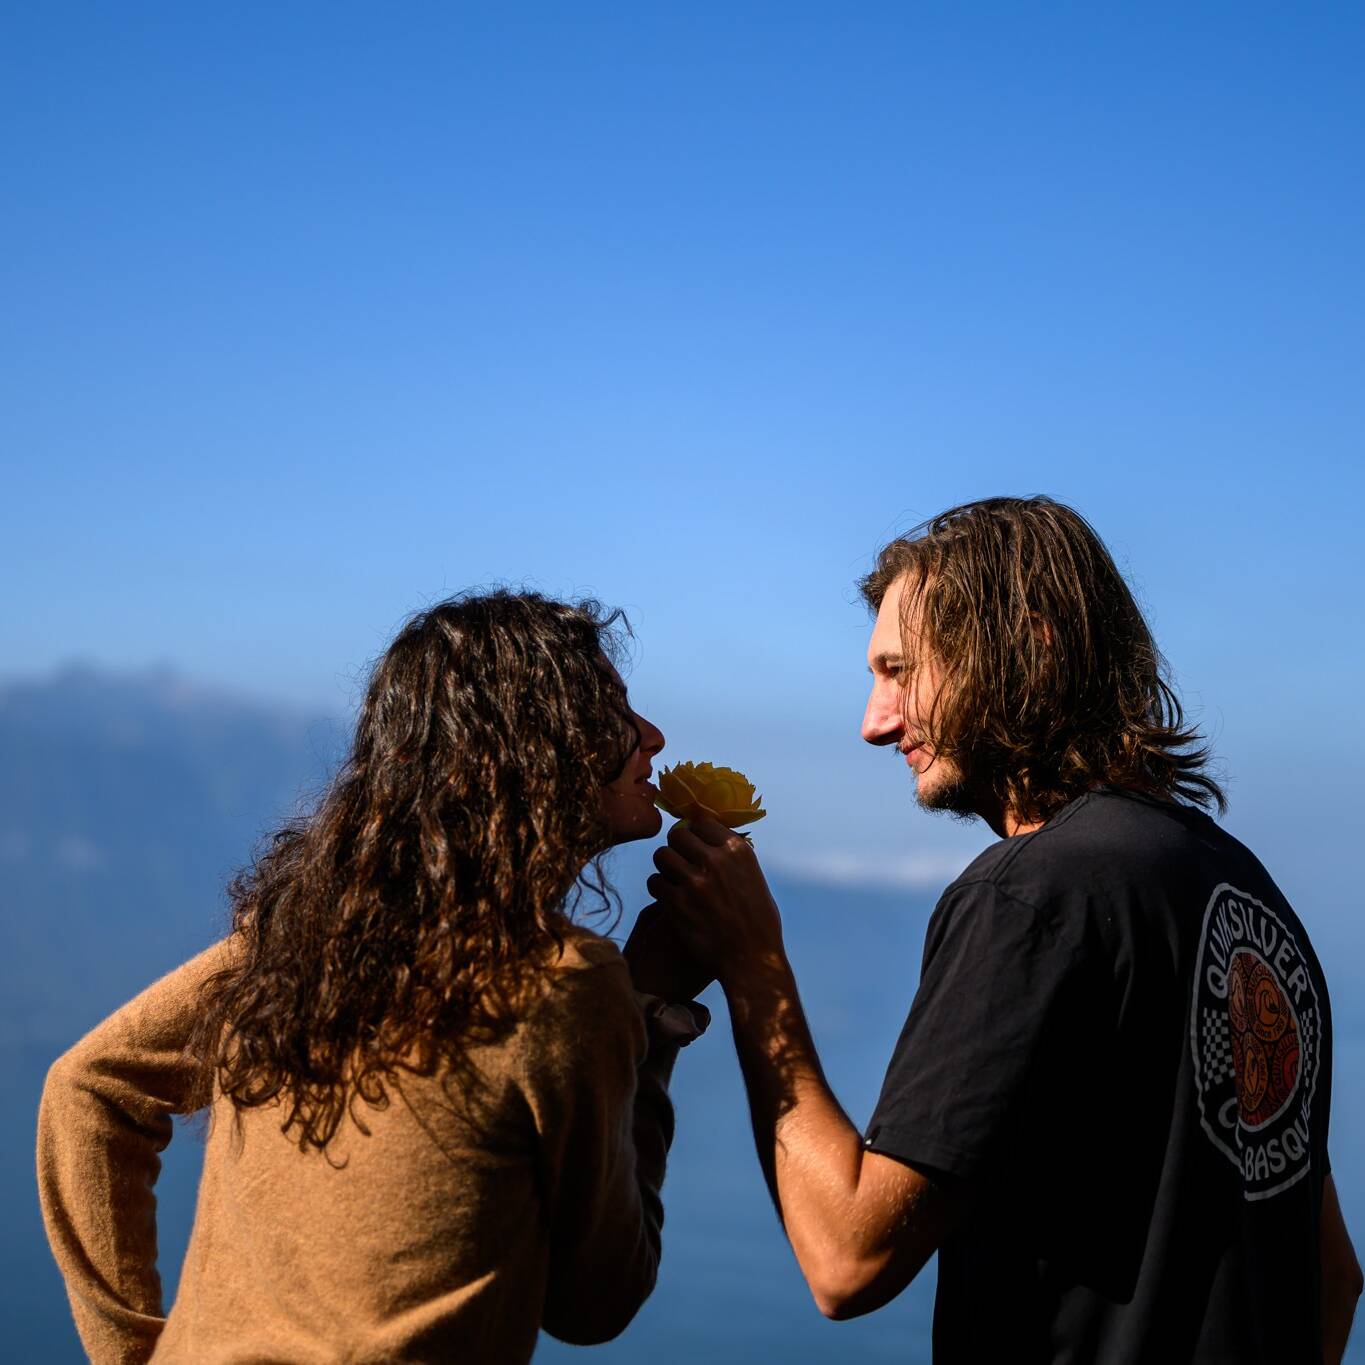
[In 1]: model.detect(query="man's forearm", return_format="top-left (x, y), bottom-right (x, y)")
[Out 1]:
top-left (724, 951), bottom-right (921, 1314)
top-left (725, 953), bottom-right (858, 1204)
top-left (1323, 1286), bottom-right (1358, 1365)
top-left (648, 819), bottom-right (954, 1318)
top-left (1322, 1174), bottom-right (1364, 1365)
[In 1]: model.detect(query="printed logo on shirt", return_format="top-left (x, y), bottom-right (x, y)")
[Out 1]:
top-left (1190, 883), bottom-right (1322, 1200)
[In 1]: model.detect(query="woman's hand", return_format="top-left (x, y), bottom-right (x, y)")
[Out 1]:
top-left (646, 818), bottom-right (787, 992)
top-left (622, 903), bottom-right (714, 1002)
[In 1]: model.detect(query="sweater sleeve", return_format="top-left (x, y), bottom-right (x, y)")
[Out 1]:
top-left (36, 939), bottom-right (235, 1365)
top-left (520, 934), bottom-right (680, 1346)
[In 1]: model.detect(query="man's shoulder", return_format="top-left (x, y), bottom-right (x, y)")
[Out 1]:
top-left (947, 788), bottom-right (1235, 911)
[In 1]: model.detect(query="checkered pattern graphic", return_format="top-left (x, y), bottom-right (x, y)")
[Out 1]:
top-left (1200, 1006), bottom-right (1234, 1086)
top-left (1300, 1007), bottom-right (1315, 1071)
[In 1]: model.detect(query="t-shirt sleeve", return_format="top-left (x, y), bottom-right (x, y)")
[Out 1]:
top-left (516, 934), bottom-right (677, 1346)
top-left (864, 880), bottom-right (1087, 1184)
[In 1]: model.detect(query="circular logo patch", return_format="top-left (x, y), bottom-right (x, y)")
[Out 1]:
top-left (1227, 949), bottom-right (1300, 1128)
top-left (1190, 884), bottom-right (1321, 1200)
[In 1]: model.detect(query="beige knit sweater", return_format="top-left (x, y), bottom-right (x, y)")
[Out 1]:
top-left (37, 928), bottom-right (677, 1364)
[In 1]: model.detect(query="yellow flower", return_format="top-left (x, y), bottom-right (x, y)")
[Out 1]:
top-left (655, 761), bottom-right (766, 829)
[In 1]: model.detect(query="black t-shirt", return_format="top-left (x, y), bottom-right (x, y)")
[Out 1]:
top-left (865, 788), bottom-right (1334, 1364)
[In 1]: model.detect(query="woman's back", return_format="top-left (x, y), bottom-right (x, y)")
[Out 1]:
top-left (41, 927), bottom-right (672, 1365)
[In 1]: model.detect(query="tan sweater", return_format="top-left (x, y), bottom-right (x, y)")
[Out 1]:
top-left (37, 929), bottom-right (677, 1364)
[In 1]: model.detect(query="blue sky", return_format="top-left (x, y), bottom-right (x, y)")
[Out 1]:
top-left (4, 3), bottom-right (1364, 959)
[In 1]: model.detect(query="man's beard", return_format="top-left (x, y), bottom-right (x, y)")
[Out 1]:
top-left (914, 754), bottom-right (983, 822)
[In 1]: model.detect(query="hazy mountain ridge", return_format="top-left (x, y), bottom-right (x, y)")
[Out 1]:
top-left (0, 665), bottom-right (347, 1044)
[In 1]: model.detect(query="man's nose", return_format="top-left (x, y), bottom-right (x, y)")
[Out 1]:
top-left (861, 684), bottom-right (904, 746)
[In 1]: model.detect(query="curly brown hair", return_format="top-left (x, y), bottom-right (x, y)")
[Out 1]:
top-left (189, 591), bottom-right (639, 1151)
top-left (860, 496), bottom-right (1225, 824)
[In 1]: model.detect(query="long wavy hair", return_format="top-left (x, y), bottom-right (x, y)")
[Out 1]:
top-left (860, 496), bottom-right (1225, 823)
top-left (189, 591), bottom-right (639, 1151)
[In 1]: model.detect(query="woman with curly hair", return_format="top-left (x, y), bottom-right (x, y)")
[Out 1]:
top-left (37, 591), bottom-right (707, 1364)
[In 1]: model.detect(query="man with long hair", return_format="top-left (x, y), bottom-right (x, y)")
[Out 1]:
top-left (651, 497), bottom-right (1361, 1362)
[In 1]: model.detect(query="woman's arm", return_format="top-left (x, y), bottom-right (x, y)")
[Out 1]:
top-left (36, 939), bottom-right (235, 1365)
top-left (519, 935), bottom-right (683, 1346)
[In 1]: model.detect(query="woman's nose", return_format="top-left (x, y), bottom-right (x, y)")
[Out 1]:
top-left (636, 713), bottom-right (665, 756)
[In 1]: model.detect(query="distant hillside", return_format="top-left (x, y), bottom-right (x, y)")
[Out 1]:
top-left (0, 665), bottom-right (345, 1045)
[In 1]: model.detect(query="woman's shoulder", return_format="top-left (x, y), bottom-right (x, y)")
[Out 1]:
top-left (549, 922), bottom-right (629, 975)
top-left (518, 924), bottom-right (642, 1051)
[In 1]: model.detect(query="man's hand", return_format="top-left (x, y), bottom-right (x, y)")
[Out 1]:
top-left (622, 903), bottom-right (714, 1002)
top-left (646, 817), bottom-right (786, 990)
